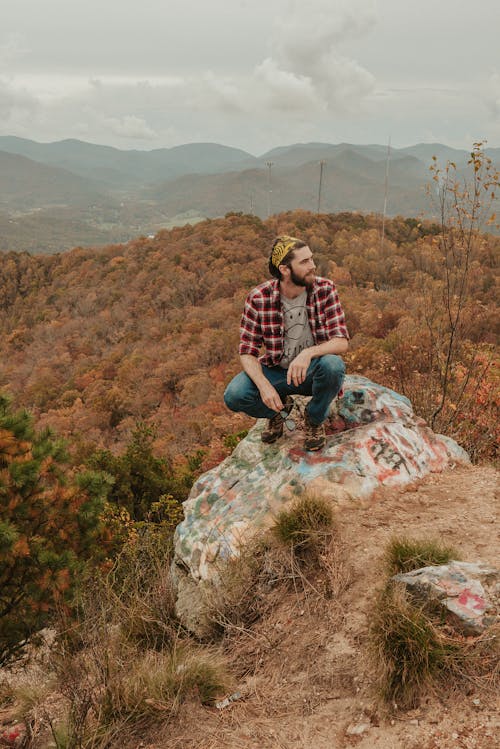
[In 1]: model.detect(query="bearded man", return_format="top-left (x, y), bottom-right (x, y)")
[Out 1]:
top-left (224, 235), bottom-right (349, 451)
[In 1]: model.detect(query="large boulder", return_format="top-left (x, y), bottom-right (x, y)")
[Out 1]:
top-left (172, 376), bottom-right (469, 630)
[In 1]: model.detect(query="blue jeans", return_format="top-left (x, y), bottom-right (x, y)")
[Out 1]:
top-left (224, 355), bottom-right (345, 426)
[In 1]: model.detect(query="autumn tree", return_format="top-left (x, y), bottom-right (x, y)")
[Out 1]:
top-left (427, 142), bottom-right (499, 429)
top-left (0, 393), bottom-right (108, 666)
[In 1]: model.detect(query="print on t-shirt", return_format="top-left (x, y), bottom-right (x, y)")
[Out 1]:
top-left (280, 291), bottom-right (314, 369)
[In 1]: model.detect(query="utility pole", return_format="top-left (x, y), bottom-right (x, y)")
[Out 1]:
top-left (317, 160), bottom-right (326, 213)
top-left (266, 161), bottom-right (274, 218)
top-left (380, 136), bottom-right (391, 252)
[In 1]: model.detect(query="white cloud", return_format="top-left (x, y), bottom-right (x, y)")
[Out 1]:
top-left (0, 78), bottom-right (38, 119)
top-left (1, 0), bottom-right (499, 151)
top-left (254, 59), bottom-right (321, 111)
top-left (104, 115), bottom-right (157, 140)
top-left (484, 73), bottom-right (500, 120)
top-left (0, 32), bottom-right (29, 67)
top-left (268, 0), bottom-right (377, 108)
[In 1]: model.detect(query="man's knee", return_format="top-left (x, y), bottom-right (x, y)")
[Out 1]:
top-left (223, 379), bottom-right (240, 413)
top-left (224, 372), bottom-right (255, 413)
top-left (316, 354), bottom-right (345, 385)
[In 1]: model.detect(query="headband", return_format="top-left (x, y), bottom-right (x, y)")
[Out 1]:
top-left (271, 235), bottom-right (301, 268)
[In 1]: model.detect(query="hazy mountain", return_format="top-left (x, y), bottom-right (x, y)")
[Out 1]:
top-left (144, 152), bottom-right (429, 219)
top-left (1, 136), bottom-right (497, 253)
top-left (258, 141), bottom-right (500, 172)
top-left (0, 137), bottom-right (255, 186)
top-left (257, 142), bottom-right (390, 168)
top-left (0, 150), bottom-right (105, 210)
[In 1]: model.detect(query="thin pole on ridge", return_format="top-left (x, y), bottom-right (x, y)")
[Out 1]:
top-left (266, 161), bottom-right (274, 218)
top-left (317, 160), bottom-right (326, 213)
top-left (380, 135), bottom-right (391, 252)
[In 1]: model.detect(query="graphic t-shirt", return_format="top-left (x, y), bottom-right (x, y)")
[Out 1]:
top-left (279, 291), bottom-right (314, 369)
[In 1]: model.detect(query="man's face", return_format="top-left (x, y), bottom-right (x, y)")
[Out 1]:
top-left (288, 246), bottom-right (316, 288)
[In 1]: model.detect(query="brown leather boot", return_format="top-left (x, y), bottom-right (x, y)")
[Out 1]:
top-left (303, 412), bottom-right (326, 451)
top-left (261, 396), bottom-right (293, 444)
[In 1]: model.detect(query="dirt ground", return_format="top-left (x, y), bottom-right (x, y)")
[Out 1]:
top-left (163, 464), bottom-right (499, 749)
top-left (1, 464), bottom-right (498, 748)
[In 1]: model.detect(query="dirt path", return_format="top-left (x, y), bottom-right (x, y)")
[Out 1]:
top-left (164, 464), bottom-right (498, 749)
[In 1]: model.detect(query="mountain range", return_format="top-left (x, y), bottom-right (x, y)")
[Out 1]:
top-left (1, 136), bottom-right (498, 253)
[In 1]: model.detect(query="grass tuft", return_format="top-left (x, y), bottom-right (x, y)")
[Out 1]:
top-left (370, 538), bottom-right (499, 710)
top-left (97, 645), bottom-right (229, 726)
top-left (272, 493), bottom-right (335, 558)
top-left (369, 584), bottom-right (460, 709)
top-left (384, 536), bottom-right (459, 576)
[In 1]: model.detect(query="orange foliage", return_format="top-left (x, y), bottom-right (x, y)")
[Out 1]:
top-left (0, 211), bottom-right (497, 462)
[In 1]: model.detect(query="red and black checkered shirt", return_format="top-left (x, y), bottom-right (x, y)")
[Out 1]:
top-left (239, 276), bottom-right (349, 366)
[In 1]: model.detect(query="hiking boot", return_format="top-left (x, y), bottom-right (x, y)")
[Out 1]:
top-left (304, 412), bottom-right (326, 451)
top-left (261, 396), bottom-right (293, 444)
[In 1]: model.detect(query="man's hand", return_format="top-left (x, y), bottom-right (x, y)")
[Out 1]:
top-left (258, 380), bottom-right (284, 412)
top-left (287, 349), bottom-right (312, 387)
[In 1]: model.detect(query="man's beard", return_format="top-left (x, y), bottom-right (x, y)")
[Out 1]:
top-left (290, 268), bottom-right (314, 289)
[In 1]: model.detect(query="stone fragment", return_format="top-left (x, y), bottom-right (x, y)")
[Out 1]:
top-left (216, 691), bottom-right (242, 710)
top-left (393, 561), bottom-right (498, 635)
top-left (346, 721), bottom-right (371, 735)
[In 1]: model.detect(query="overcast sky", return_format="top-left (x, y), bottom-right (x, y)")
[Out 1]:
top-left (1, 0), bottom-right (499, 154)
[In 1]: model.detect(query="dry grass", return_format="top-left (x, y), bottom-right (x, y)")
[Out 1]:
top-left (19, 530), bottom-right (232, 748)
top-left (369, 583), bottom-right (461, 709)
top-left (369, 538), bottom-right (499, 711)
top-left (44, 639), bottom-right (229, 748)
top-left (204, 503), bottom-right (352, 647)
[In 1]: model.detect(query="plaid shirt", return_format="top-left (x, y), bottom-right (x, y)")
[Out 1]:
top-left (239, 276), bottom-right (349, 366)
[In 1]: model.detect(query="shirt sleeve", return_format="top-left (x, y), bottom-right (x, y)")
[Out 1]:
top-left (238, 293), bottom-right (263, 357)
top-left (323, 283), bottom-right (350, 340)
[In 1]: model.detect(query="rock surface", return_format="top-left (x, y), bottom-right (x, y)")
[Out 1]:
top-left (393, 561), bottom-right (499, 635)
top-left (173, 376), bottom-right (470, 630)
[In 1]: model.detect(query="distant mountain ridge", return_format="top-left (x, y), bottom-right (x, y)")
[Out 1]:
top-left (0, 136), bottom-right (255, 186)
top-left (2, 136), bottom-right (498, 187)
top-left (1, 136), bottom-right (498, 253)
top-left (0, 150), bottom-right (106, 210)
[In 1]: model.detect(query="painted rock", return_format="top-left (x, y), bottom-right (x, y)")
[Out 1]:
top-left (393, 561), bottom-right (499, 635)
top-left (172, 376), bottom-right (470, 631)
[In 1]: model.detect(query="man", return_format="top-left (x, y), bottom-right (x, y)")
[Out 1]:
top-left (224, 235), bottom-right (349, 451)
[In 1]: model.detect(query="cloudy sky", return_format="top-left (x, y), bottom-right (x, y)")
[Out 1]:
top-left (2, 0), bottom-right (499, 154)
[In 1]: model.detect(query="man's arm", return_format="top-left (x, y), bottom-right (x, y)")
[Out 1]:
top-left (240, 354), bottom-right (285, 412)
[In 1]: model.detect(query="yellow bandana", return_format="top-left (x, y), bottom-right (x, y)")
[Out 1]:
top-left (271, 235), bottom-right (301, 268)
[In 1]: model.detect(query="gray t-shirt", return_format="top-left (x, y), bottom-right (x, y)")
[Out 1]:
top-left (279, 290), bottom-right (314, 369)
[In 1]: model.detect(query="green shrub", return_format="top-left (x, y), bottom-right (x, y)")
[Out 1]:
top-left (223, 430), bottom-right (248, 450)
top-left (87, 422), bottom-right (202, 521)
top-left (384, 536), bottom-right (458, 576)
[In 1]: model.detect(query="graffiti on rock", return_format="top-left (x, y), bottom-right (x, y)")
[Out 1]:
top-left (394, 561), bottom-right (498, 635)
top-left (173, 376), bottom-right (470, 588)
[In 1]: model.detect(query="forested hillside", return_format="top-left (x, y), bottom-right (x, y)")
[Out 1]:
top-left (0, 210), bottom-right (498, 467)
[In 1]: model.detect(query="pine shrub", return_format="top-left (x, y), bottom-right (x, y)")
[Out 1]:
top-left (0, 394), bottom-right (109, 666)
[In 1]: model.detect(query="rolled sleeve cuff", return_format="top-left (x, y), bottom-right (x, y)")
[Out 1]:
top-left (239, 342), bottom-right (260, 357)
